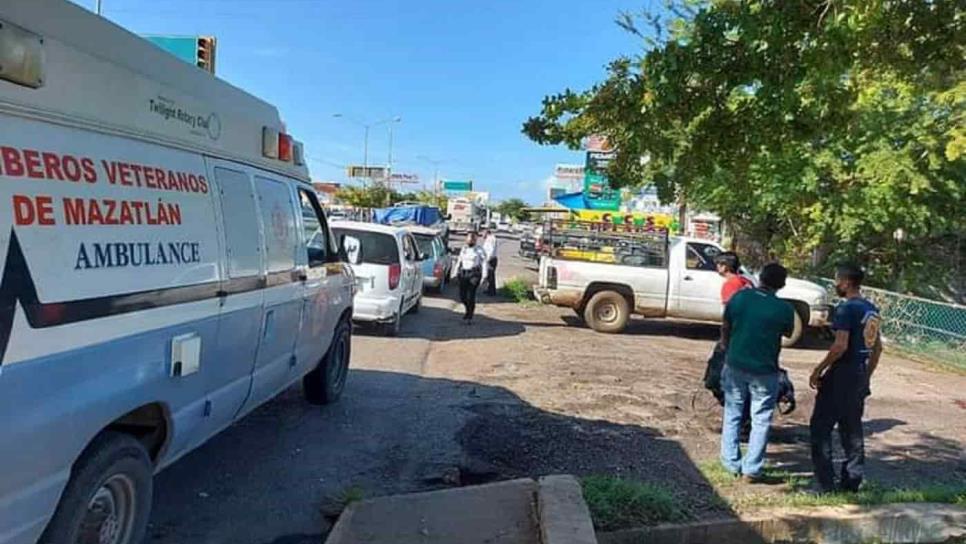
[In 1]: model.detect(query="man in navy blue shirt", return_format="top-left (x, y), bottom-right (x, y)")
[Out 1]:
top-left (809, 263), bottom-right (883, 492)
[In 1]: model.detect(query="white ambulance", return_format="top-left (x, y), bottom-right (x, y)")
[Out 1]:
top-left (0, 2), bottom-right (355, 543)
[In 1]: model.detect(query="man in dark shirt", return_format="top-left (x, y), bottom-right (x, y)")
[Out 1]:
top-left (809, 263), bottom-right (882, 492)
top-left (719, 263), bottom-right (795, 480)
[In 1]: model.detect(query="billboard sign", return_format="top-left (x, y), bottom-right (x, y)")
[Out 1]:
top-left (389, 173), bottom-right (419, 184)
top-left (585, 150), bottom-right (615, 175)
top-left (583, 134), bottom-right (612, 152)
top-left (346, 165), bottom-right (387, 179)
top-left (554, 164), bottom-right (585, 180)
top-left (442, 180), bottom-right (472, 192)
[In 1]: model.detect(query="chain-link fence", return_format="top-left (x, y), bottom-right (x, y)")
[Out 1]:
top-left (815, 279), bottom-right (966, 370)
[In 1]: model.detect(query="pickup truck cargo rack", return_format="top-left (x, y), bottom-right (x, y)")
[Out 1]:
top-left (540, 219), bottom-right (669, 268)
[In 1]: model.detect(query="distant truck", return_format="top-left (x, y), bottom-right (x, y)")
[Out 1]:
top-left (446, 197), bottom-right (482, 234)
top-left (533, 221), bottom-right (830, 346)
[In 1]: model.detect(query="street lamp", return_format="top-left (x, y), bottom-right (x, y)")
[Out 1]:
top-left (333, 114), bottom-right (401, 185)
top-left (417, 155), bottom-right (445, 196)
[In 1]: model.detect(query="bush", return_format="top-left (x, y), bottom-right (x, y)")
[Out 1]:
top-left (581, 475), bottom-right (690, 532)
top-left (500, 277), bottom-right (533, 303)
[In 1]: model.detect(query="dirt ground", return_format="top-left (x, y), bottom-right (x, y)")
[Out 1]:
top-left (148, 240), bottom-right (966, 543)
top-left (424, 251), bottom-right (966, 516)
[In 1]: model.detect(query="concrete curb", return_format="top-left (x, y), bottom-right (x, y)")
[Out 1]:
top-left (537, 475), bottom-right (598, 544)
top-left (324, 475), bottom-right (600, 543)
top-left (597, 503), bottom-right (966, 544)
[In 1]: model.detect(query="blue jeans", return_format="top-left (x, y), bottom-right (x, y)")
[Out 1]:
top-left (720, 365), bottom-right (779, 477)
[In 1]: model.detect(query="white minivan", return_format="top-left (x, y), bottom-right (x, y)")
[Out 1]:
top-left (331, 221), bottom-right (424, 335)
top-left (0, 3), bottom-right (354, 544)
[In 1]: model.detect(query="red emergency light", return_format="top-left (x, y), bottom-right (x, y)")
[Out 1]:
top-left (263, 127), bottom-right (301, 164)
top-left (278, 133), bottom-right (293, 162)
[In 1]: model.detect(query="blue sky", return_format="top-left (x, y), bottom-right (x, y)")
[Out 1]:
top-left (72, 0), bottom-right (646, 203)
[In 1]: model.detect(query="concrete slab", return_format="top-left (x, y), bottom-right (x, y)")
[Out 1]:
top-left (537, 475), bottom-right (597, 544)
top-left (325, 478), bottom-right (540, 544)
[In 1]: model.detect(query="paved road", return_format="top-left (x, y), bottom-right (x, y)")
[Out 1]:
top-left (147, 236), bottom-right (526, 544)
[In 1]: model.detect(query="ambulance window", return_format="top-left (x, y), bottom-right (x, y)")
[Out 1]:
top-left (255, 176), bottom-right (298, 273)
top-left (215, 167), bottom-right (262, 277)
top-left (298, 189), bottom-right (330, 267)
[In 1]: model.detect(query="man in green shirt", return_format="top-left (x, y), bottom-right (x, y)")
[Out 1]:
top-left (719, 263), bottom-right (795, 480)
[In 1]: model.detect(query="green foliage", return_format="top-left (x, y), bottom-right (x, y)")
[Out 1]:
top-left (335, 186), bottom-right (448, 210)
top-left (499, 277), bottom-right (533, 303)
top-left (581, 475), bottom-right (690, 531)
top-left (338, 485), bottom-right (365, 506)
top-left (699, 461), bottom-right (966, 510)
top-left (524, 0), bottom-right (965, 296)
top-left (494, 198), bottom-right (531, 222)
top-left (335, 185), bottom-right (399, 208)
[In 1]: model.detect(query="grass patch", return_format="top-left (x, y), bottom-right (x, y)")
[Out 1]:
top-left (742, 482), bottom-right (966, 509)
top-left (698, 460), bottom-right (966, 510)
top-left (581, 475), bottom-right (690, 531)
top-left (500, 277), bottom-right (534, 303)
top-left (338, 485), bottom-right (365, 506)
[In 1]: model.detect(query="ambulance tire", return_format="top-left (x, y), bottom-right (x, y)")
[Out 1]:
top-left (303, 318), bottom-right (352, 405)
top-left (40, 432), bottom-right (152, 544)
top-left (584, 290), bottom-right (630, 334)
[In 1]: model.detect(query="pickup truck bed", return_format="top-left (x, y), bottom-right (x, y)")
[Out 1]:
top-left (534, 225), bottom-right (831, 345)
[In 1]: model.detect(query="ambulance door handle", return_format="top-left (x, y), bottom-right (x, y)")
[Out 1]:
top-left (683, 275), bottom-right (694, 281)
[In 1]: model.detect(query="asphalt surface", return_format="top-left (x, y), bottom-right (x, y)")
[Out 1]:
top-left (146, 234), bottom-right (529, 544)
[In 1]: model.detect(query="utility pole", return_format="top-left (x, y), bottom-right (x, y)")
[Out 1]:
top-left (417, 155), bottom-right (444, 203)
top-left (96, 0), bottom-right (102, 14)
top-left (387, 123), bottom-right (394, 189)
top-left (332, 114), bottom-right (399, 189)
top-left (362, 125), bottom-right (369, 187)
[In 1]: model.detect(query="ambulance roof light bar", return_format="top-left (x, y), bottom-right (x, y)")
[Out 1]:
top-left (0, 18), bottom-right (46, 89)
top-left (263, 127), bottom-right (303, 165)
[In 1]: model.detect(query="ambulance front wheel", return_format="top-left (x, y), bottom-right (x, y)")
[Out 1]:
top-left (303, 318), bottom-right (352, 405)
top-left (40, 431), bottom-right (153, 544)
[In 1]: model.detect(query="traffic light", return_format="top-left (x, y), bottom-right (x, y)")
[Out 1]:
top-left (196, 36), bottom-right (216, 74)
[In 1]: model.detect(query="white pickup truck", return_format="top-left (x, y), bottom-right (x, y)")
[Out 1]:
top-left (534, 233), bottom-right (831, 346)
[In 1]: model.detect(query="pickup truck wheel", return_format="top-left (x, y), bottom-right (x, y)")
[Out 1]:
top-left (39, 432), bottom-right (152, 544)
top-left (584, 290), bottom-right (630, 333)
top-left (781, 310), bottom-right (804, 347)
top-left (303, 318), bottom-right (352, 405)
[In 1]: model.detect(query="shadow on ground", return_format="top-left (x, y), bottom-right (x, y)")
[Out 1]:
top-left (148, 369), bottom-right (749, 543)
top-left (354, 300), bottom-right (571, 341)
top-left (766, 420), bottom-right (966, 489)
top-left (558, 314), bottom-right (834, 351)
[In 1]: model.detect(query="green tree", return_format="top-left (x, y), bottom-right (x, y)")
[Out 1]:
top-left (523, 0), bottom-right (965, 297)
top-left (495, 198), bottom-right (531, 222)
top-left (335, 185), bottom-right (400, 208)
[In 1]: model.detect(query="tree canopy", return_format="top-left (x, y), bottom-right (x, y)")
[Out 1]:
top-left (335, 185), bottom-right (448, 210)
top-left (495, 198), bottom-right (531, 221)
top-left (523, 0), bottom-right (964, 297)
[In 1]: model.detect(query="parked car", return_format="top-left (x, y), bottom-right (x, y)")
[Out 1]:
top-left (407, 226), bottom-right (452, 292)
top-left (332, 221), bottom-right (424, 335)
top-left (534, 222), bottom-right (829, 345)
top-left (0, 4), bottom-right (355, 544)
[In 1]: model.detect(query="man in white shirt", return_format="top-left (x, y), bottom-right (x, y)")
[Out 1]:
top-left (481, 228), bottom-right (499, 296)
top-left (455, 232), bottom-right (486, 323)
